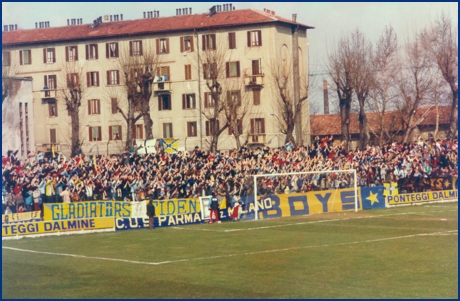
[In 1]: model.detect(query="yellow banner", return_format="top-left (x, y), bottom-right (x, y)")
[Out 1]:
top-left (387, 190), bottom-right (458, 205)
top-left (43, 201), bottom-right (132, 221)
top-left (2, 217), bottom-right (114, 237)
top-left (2, 211), bottom-right (41, 223)
top-left (152, 199), bottom-right (202, 216)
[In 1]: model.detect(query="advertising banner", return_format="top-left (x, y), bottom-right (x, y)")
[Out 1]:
top-left (43, 201), bottom-right (131, 221)
top-left (2, 217), bottom-right (114, 237)
top-left (130, 198), bottom-right (203, 218)
top-left (387, 190), bottom-right (458, 205)
top-left (115, 213), bottom-right (204, 230)
top-left (2, 211), bottom-right (41, 223)
top-left (360, 186), bottom-right (385, 210)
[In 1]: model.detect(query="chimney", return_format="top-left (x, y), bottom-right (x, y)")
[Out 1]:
top-left (292, 14), bottom-right (297, 22)
top-left (189, 7), bottom-right (192, 14)
top-left (323, 80), bottom-right (329, 115)
top-left (120, 14), bottom-right (123, 20)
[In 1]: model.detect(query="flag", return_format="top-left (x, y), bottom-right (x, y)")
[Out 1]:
top-left (51, 144), bottom-right (55, 158)
top-left (383, 182), bottom-right (398, 197)
top-left (361, 186), bottom-right (385, 210)
top-left (219, 198), bottom-right (227, 210)
top-left (161, 138), bottom-right (179, 154)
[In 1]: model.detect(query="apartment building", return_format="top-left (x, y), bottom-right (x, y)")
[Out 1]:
top-left (2, 6), bottom-right (313, 155)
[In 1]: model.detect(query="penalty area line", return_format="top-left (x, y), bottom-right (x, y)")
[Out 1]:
top-left (3, 229), bottom-right (457, 266)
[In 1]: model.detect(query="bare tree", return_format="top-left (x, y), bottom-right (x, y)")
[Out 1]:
top-left (114, 41), bottom-right (162, 148)
top-left (2, 50), bottom-right (19, 104)
top-left (369, 25), bottom-right (401, 145)
top-left (421, 13), bottom-right (458, 139)
top-left (266, 51), bottom-right (310, 145)
top-left (58, 61), bottom-right (87, 156)
top-left (396, 35), bottom-right (433, 143)
top-left (327, 35), bottom-right (356, 151)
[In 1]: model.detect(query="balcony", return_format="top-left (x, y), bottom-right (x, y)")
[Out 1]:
top-left (244, 74), bottom-right (264, 87)
top-left (153, 76), bottom-right (172, 94)
top-left (248, 133), bottom-right (266, 144)
top-left (41, 88), bottom-right (58, 102)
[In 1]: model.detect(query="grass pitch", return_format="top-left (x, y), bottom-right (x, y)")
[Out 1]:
top-left (2, 202), bottom-right (458, 298)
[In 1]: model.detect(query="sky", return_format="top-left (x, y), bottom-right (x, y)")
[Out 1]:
top-left (2, 2), bottom-right (458, 108)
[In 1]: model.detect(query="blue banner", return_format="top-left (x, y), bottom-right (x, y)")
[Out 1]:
top-left (360, 186), bottom-right (385, 210)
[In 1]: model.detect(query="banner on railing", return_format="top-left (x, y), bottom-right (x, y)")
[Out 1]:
top-left (2, 211), bottom-right (41, 223)
top-left (43, 201), bottom-right (131, 221)
top-left (398, 176), bottom-right (456, 191)
top-left (387, 190), bottom-right (458, 205)
top-left (2, 217), bottom-right (114, 237)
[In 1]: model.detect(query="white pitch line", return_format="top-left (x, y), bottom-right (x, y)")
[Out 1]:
top-left (3, 230), bottom-right (457, 266)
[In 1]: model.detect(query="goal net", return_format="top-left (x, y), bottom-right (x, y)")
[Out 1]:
top-left (240, 169), bottom-right (359, 221)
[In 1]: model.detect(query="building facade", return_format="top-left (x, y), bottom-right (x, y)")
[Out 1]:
top-left (2, 7), bottom-right (313, 156)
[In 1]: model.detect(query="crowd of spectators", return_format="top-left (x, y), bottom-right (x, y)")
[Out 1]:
top-left (2, 136), bottom-right (458, 215)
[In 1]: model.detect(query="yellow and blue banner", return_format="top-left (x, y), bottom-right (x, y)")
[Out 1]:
top-left (43, 201), bottom-right (131, 221)
top-left (2, 211), bottom-right (41, 223)
top-left (2, 217), bottom-right (114, 237)
top-left (361, 186), bottom-right (385, 209)
top-left (160, 138), bottom-right (179, 154)
top-left (387, 190), bottom-right (457, 205)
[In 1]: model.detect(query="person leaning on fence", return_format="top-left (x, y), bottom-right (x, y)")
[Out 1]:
top-left (146, 200), bottom-right (156, 230)
top-left (208, 191), bottom-right (220, 224)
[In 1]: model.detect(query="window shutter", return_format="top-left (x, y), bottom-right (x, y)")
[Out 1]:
top-left (44, 75), bottom-right (48, 88)
top-left (247, 31), bottom-right (251, 47)
top-left (205, 121), bottom-right (209, 136)
top-left (97, 99), bottom-right (101, 114)
top-left (88, 100), bottom-right (91, 115)
top-left (28, 50), bottom-right (32, 64)
top-left (236, 61), bottom-right (240, 77)
top-left (95, 44), bottom-right (98, 59)
top-left (258, 31), bottom-right (262, 46)
top-left (115, 43), bottom-right (118, 57)
top-left (180, 37), bottom-right (184, 53)
top-left (111, 98), bottom-right (118, 114)
top-left (85, 45), bottom-right (89, 60)
top-left (204, 92), bottom-right (208, 108)
top-left (55, 103), bottom-right (58, 117)
top-left (252, 60), bottom-right (258, 75)
top-left (107, 70), bottom-right (110, 85)
top-left (211, 34), bottom-right (216, 50)
top-left (192, 94), bottom-right (196, 108)
top-left (19, 51), bottom-right (23, 65)
top-left (86, 72), bottom-right (90, 87)
top-left (158, 96), bottom-right (162, 111)
top-left (116, 70), bottom-right (120, 84)
top-left (253, 89), bottom-right (260, 105)
top-left (119, 126), bottom-right (122, 140)
top-left (190, 36), bottom-right (194, 52)
top-left (202, 35), bottom-right (206, 50)
top-left (106, 43), bottom-right (109, 58)
top-left (65, 46), bottom-right (69, 62)
top-left (156, 39), bottom-right (160, 54)
top-left (129, 41), bottom-right (133, 56)
top-left (109, 126), bottom-right (113, 140)
top-left (43, 48), bottom-right (46, 63)
top-left (228, 33), bottom-right (231, 49)
top-left (166, 66), bottom-right (170, 81)
top-left (227, 91), bottom-right (231, 103)
top-left (182, 94), bottom-right (186, 110)
top-left (166, 38), bottom-right (170, 53)
top-left (237, 90), bottom-right (241, 104)
top-left (52, 48), bottom-right (56, 62)
top-left (97, 127), bottom-right (101, 141)
top-left (261, 118), bottom-right (265, 133)
top-left (203, 64), bottom-right (207, 79)
top-left (139, 41), bottom-right (143, 55)
top-left (75, 46), bottom-right (78, 61)
top-left (226, 62), bottom-right (230, 78)
top-left (250, 119), bottom-right (255, 134)
top-left (48, 104), bottom-right (52, 116)
top-left (96, 72), bottom-right (99, 86)
top-left (50, 129), bottom-right (56, 143)
top-left (140, 126), bottom-right (143, 139)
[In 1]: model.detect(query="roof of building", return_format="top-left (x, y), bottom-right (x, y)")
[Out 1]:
top-left (2, 9), bottom-right (314, 47)
top-left (310, 106), bottom-right (453, 136)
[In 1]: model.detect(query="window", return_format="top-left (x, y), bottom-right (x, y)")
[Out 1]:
top-left (187, 122), bottom-right (197, 137)
top-left (158, 94), bottom-right (171, 111)
top-left (2, 51), bottom-right (11, 66)
top-left (226, 61), bottom-right (240, 78)
top-left (228, 32), bottom-right (236, 49)
top-left (65, 46), bottom-right (78, 62)
top-left (111, 98), bottom-right (118, 114)
top-left (247, 30), bottom-right (262, 47)
top-left (203, 63), bottom-right (217, 80)
top-left (182, 94), bottom-right (196, 109)
top-left (86, 44), bottom-right (98, 60)
top-left (181, 36), bottom-right (194, 52)
top-left (227, 90), bottom-right (241, 106)
top-left (156, 38), bottom-right (169, 54)
top-left (109, 125), bottom-right (122, 140)
top-left (89, 126), bottom-right (102, 141)
top-left (202, 34), bottom-right (216, 50)
top-left (163, 123), bottom-right (173, 138)
top-left (228, 119), bottom-right (243, 135)
top-left (19, 50), bottom-right (32, 65)
top-left (156, 66), bottom-right (170, 81)
top-left (184, 64), bottom-right (192, 80)
top-left (87, 72), bottom-right (99, 87)
top-left (107, 70), bottom-right (120, 85)
top-left (130, 40), bottom-right (143, 56)
top-left (205, 119), bottom-right (219, 136)
top-left (67, 73), bottom-right (79, 88)
top-left (250, 118), bottom-right (265, 142)
top-left (133, 124), bottom-right (144, 139)
top-left (88, 99), bottom-right (101, 115)
top-left (252, 59), bottom-right (261, 75)
top-left (50, 129), bottom-right (57, 143)
top-left (43, 47), bottom-right (56, 64)
top-left (253, 88), bottom-right (261, 105)
top-left (106, 42), bottom-right (119, 58)
top-left (48, 102), bottom-right (58, 117)
top-left (204, 92), bottom-right (215, 108)
top-left (44, 75), bottom-right (57, 90)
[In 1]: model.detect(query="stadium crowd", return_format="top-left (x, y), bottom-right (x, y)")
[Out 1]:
top-left (2, 136), bottom-right (458, 215)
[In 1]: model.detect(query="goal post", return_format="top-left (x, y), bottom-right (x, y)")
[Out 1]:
top-left (253, 169), bottom-right (359, 220)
